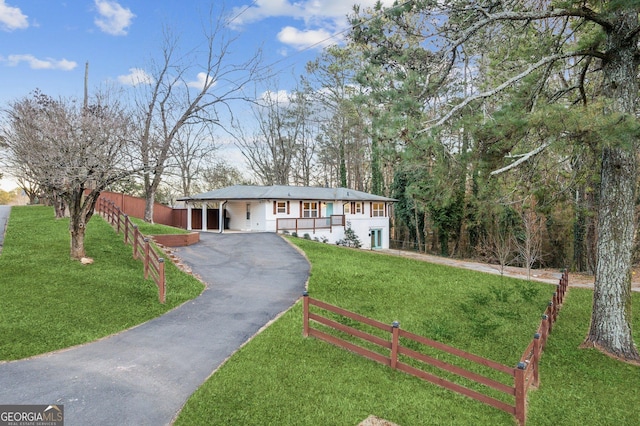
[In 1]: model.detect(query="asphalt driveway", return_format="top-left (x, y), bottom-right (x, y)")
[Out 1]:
top-left (0, 232), bottom-right (309, 425)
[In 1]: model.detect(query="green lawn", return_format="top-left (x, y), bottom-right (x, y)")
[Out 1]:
top-left (129, 216), bottom-right (190, 235)
top-left (175, 238), bottom-right (640, 425)
top-left (0, 205), bottom-right (204, 360)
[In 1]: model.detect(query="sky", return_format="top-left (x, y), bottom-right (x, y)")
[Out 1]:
top-left (0, 0), bottom-right (394, 190)
top-left (0, 0), bottom-right (395, 102)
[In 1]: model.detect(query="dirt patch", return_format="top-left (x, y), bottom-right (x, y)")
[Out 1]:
top-left (358, 415), bottom-right (399, 426)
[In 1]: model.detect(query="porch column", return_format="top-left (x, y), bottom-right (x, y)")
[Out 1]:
top-left (219, 201), bottom-right (227, 233)
top-left (202, 202), bottom-right (207, 231)
top-left (186, 204), bottom-right (192, 230)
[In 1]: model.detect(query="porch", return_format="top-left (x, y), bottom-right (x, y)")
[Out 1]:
top-left (276, 215), bottom-right (345, 233)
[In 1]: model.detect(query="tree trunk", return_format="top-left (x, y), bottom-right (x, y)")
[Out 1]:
top-left (144, 188), bottom-right (155, 224)
top-left (584, 9), bottom-right (640, 362)
top-left (68, 189), bottom-right (87, 259)
top-left (585, 147), bottom-right (639, 360)
top-left (69, 221), bottom-right (86, 259)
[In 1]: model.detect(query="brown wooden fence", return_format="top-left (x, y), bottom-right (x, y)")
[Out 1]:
top-left (98, 190), bottom-right (187, 228)
top-left (303, 269), bottom-right (569, 425)
top-left (97, 197), bottom-right (166, 303)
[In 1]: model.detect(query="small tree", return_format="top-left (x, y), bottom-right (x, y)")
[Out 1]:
top-left (337, 222), bottom-right (362, 248)
top-left (2, 90), bottom-right (134, 260)
top-left (481, 215), bottom-right (517, 276)
top-left (515, 208), bottom-right (545, 281)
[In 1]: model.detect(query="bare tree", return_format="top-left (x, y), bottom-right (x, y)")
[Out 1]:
top-left (515, 208), bottom-right (545, 281)
top-left (169, 122), bottom-right (219, 197)
top-left (131, 6), bottom-right (261, 222)
top-left (288, 89), bottom-right (320, 186)
top-left (198, 159), bottom-right (247, 190)
top-left (2, 90), bottom-right (134, 259)
top-left (236, 90), bottom-right (298, 185)
top-left (481, 216), bottom-right (517, 276)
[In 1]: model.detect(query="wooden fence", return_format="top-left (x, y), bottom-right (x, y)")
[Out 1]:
top-left (97, 197), bottom-right (166, 303)
top-left (303, 269), bottom-right (569, 425)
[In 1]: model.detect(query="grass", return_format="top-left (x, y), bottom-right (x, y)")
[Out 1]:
top-left (0, 205), bottom-right (204, 360)
top-left (177, 238), bottom-right (630, 426)
top-left (129, 217), bottom-right (190, 235)
top-left (527, 288), bottom-right (640, 425)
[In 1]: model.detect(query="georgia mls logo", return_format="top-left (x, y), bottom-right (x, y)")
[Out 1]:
top-left (0, 404), bottom-right (64, 426)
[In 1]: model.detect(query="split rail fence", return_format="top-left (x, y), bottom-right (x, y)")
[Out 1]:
top-left (303, 269), bottom-right (569, 425)
top-left (97, 197), bottom-right (166, 303)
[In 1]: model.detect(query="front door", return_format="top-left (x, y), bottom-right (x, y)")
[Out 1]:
top-left (326, 202), bottom-right (333, 217)
top-left (370, 228), bottom-right (383, 249)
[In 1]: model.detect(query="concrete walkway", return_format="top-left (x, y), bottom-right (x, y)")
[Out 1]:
top-left (0, 232), bottom-right (309, 425)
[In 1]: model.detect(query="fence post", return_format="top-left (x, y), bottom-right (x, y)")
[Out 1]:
top-left (124, 215), bottom-right (130, 245)
top-left (303, 291), bottom-right (309, 337)
top-left (547, 302), bottom-right (554, 332)
top-left (515, 362), bottom-right (527, 426)
top-left (559, 269), bottom-right (568, 302)
top-left (391, 321), bottom-right (400, 369)
top-left (540, 314), bottom-right (549, 349)
top-left (133, 225), bottom-right (139, 259)
top-left (143, 238), bottom-right (150, 279)
top-left (532, 333), bottom-right (541, 387)
top-left (158, 258), bottom-right (165, 304)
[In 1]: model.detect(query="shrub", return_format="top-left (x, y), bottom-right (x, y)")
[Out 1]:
top-left (336, 222), bottom-right (361, 248)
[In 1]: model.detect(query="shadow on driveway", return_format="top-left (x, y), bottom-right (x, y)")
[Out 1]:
top-left (0, 232), bottom-right (309, 425)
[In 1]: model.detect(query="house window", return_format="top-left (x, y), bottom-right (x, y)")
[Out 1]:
top-left (277, 201), bottom-right (286, 214)
top-left (303, 202), bottom-right (318, 218)
top-left (355, 202), bottom-right (363, 214)
top-left (372, 202), bottom-right (385, 217)
top-left (344, 203), bottom-right (351, 214)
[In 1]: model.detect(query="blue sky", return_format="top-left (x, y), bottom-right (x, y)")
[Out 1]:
top-left (0, 0), bottom-right (394, 190)
top-left (0, 0), bottom-right (393, 104)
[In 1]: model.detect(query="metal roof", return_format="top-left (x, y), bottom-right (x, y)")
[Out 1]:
top-left (178, 185), bottom-right (397, 202)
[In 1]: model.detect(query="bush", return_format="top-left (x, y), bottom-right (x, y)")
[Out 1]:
top-left (336, 222), bottom-right (361, 248)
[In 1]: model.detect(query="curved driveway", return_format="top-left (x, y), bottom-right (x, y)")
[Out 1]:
top-left (0, 232), bottom-right (309, 425)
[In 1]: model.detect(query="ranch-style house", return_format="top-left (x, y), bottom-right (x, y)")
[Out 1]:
top-left (178, 185), bottom-right (396, 250)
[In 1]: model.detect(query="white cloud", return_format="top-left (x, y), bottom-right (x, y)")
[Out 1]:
top-left (94, 0), bottom-right (134, 36)
top-left (187, 72), bottom-right (216, 90)
top-left (0, 0), bottom-right (28, 31)
top-left (4, 54), bottom-right (77, 70)
top-left (229, 0), bottom-right (395, 51)
top-left (259, 89), bottom-right (291, 105)
top-left (229, 0), bottom-right (392, 27)
top-left (277, 26), bottom-right (335, 51)
top-left (117, 68), bottom-right (154, 86)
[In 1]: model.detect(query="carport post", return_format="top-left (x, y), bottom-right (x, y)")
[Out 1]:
top-left (219, 200), bottom-right (227, 233)
top-left (202, 202), bottom-right (207, 231)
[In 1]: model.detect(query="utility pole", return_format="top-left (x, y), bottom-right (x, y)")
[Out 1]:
top-left (84, 62), bottom-right (89, 109)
